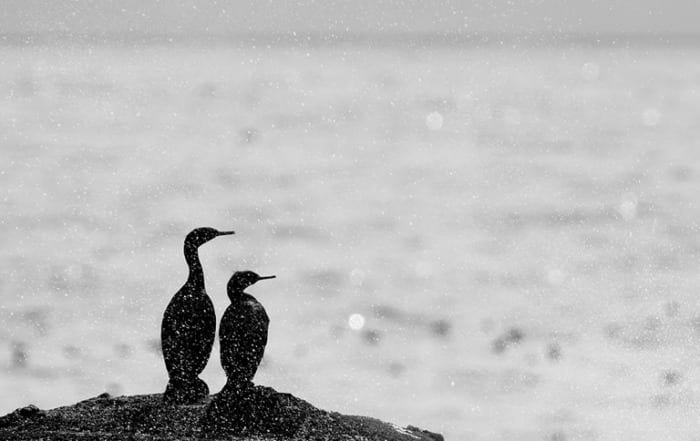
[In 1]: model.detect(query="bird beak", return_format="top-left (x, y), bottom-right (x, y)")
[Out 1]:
top-left (257, 275), bottom-right (276, 280)
top-left (217, 230), bottom-right (235, 236)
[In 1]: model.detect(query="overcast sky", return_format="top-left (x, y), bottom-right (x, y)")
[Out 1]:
top-left (1, 0), bottom-right (698, 36)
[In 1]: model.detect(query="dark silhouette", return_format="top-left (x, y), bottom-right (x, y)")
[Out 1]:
top-left (218, 271), bottom-right (276, 394)
top-left (0, 392), bottom-right (444, 441)
top-left (161, 227), bottom-right (234, 404)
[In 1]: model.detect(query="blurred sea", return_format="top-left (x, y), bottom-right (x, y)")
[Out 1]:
top-left (2, 39), bottom-right (700, 440)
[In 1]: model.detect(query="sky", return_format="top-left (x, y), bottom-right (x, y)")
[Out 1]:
top-left (0, 0), bottom-right (698, 36)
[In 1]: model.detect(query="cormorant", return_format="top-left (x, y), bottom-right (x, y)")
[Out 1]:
top-left (218, 271), bottom-right (276, 393)
top-left (161, 227), bottom-right (234, 404)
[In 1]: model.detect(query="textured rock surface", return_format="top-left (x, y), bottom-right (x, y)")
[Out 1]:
top-left (0, 387), bottom-right (444, 441)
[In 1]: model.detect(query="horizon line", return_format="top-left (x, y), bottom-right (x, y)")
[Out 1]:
top-left (3, 30), bottom-right (700, 48)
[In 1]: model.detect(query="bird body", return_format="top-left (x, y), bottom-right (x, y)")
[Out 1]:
top-left (161, 227), bottom-right (234, 404)
top-left (220, 293), bottom-right (269, 387)
top-left (161, 286), bottom-right (216, 385)
top-left (218, 271), bottom-right (275, 393)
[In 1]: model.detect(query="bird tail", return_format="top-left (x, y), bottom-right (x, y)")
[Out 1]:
top-left (222, 377), bottom-right (254, 394)
top-left (163, 377), bottom-right (209, 404)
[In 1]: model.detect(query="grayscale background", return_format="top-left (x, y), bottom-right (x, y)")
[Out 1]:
top-left (2, 1), bottom-right (700, 440)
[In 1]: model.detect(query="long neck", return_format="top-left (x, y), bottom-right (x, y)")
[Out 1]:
top-left (184, 241), bottom-right (204, 288)
top-left (227, 285), bottom-right (249, 302)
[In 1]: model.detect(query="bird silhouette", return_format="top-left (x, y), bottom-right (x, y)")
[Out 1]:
top-left (161, 227), bottom-right (234, 404)
top-left (218, 271), bottom-right (276, 394)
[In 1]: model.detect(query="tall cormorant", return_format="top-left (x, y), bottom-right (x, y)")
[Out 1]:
top-left (161, 227), bottom-right (234, 404)
top-left (218, 271), bottom-right (276, 393)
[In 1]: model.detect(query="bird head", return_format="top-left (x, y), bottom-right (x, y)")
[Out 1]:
top-left (184, 227), bottom-right (235, 248)
top-left (227, 271), bottom-right (276, 297)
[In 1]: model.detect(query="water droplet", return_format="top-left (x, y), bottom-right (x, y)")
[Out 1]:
top-left (348, 313), bottom-right (365, 330)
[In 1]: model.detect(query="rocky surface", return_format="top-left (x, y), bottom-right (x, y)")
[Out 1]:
top-left (0, 386), bottom-right (444, 441)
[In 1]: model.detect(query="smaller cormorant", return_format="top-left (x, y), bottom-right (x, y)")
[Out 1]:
top-left (161, 227), bottom-right (234, 404)
top-left (218, 271), bottom-right (276, 394)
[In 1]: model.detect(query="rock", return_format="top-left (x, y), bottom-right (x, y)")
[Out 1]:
top-left (0, 387), bottom-right (443, 440)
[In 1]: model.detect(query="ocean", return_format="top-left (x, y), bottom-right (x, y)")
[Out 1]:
top-left (1, 38), bottom-right (700, 440)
